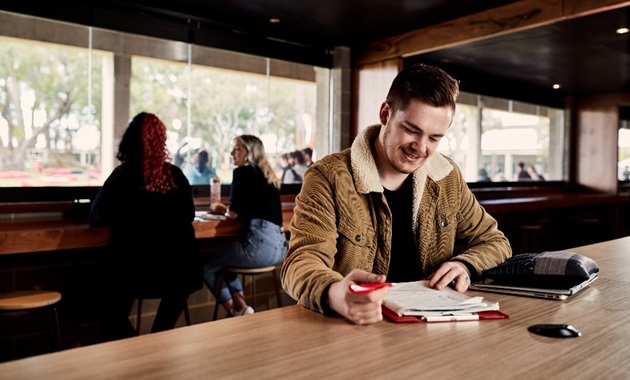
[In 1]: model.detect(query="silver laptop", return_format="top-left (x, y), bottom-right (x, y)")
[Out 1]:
top-left (469, 273), bottom-right (598, 300)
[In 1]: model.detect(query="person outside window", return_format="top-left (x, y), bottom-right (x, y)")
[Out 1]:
top-left (302, 147), bottom-right (314, 167)
top-left (281, 64), bottom-right (512, 325)
top-left (281, 150), bottom-right (308, 184)
top-left (478, 168), bottom-right (491, 182)
top-left (527, 165), bottom-right (545, 181)
top-left (514, 161), bottom-right (532, 181)
top-left (185, 150), bottom-right (217, 185)
top-left (203, 135), bottom-right (287, 317)
top-left (89, 112), bottom-right (202, 340)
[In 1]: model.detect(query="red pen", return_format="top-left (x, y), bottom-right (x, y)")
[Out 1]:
top-left (349, 282), bottom-right (394, 294)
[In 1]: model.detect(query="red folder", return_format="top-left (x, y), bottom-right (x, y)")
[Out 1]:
top-left (382, 305), bottom-right (509, 323)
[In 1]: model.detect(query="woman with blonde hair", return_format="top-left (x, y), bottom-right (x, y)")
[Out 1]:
top-left (203, 134), bottom-right (286, 317)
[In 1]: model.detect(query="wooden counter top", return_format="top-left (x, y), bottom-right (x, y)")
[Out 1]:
top-left (0, 218), bottom-right (244, 255)
top-left (1, 237), bottom-right (628, 379)
top-left (0, 202), bottom-right (296, 255)
top-left (0, 191), bottom-right (625, 255)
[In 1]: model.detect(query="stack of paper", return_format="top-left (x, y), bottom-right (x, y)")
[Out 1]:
top-left (383, 280), bottom-right (500, 322)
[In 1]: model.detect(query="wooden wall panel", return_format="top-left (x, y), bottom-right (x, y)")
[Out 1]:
top-left (352, 59), bottom-right (401, 139)
top-left (576, 106), bottom-right (619, 193)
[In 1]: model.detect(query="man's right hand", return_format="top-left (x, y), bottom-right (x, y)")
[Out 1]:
top-left (327, 269), bottom-right (389, 325)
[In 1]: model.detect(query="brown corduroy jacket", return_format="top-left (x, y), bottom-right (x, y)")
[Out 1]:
top-left (281, 125), bottom-right (512, 314)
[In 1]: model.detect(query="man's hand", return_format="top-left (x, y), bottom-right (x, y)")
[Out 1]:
top-left (427, 261), bottom-right (471, 292)
top-left (327, 269), bottom-right (389, 325)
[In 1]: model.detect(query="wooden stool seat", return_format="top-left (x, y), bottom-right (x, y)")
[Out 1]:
top-left (0, 290), bottom-right (62, 310)
top-left (0, 290), bottom-right (63, 353)
top-left (213, 266), bottom-right (282, 320)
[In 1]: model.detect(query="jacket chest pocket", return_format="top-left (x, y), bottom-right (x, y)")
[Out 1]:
top-left (434, 211), bottom-right (457, 251)
top-left (336, 220), bottom-right (376, 275)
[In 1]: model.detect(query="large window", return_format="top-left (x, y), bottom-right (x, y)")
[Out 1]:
top-left (0, 36), bottom-right (107, 187)
top-left (0, 11), bottom-right (569, 191)
top-left (0, 12), bottom-right (325, 188)
top-left (130, 58), bottom-right (316, 183)
top-left (438, 93), bottom-right (565, 183)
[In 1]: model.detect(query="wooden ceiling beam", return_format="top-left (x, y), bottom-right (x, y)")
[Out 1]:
top-left (355, 0), bottom-right (630, 66)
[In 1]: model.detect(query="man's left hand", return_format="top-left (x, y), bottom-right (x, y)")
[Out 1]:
top-left (427, 261), bottom-right (471, 292)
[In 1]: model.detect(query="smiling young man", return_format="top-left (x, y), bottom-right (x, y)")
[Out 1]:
top-left (281, 64), bottom-right (512, 325)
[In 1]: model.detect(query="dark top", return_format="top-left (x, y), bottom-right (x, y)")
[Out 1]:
top-left (230, 165), bottom-right (283, 227)
top-left (517, 170), bottom-right (532, 181)
top-left (383, 175), bottom-right (420, 282)
top-left (89, 163), bottom-right (202, 294)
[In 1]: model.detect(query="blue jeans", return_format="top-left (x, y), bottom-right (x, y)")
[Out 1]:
top-left (203, 218), bottom-right (287, 304)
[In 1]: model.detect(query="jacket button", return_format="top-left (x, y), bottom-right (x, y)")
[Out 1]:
top-left (355, 235), bottom-right (361, 242)
top-left (440, 220), bottom-right (448, 228)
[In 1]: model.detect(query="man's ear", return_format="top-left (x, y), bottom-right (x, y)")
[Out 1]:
top-left (379, 102), bottom-right (390, 125)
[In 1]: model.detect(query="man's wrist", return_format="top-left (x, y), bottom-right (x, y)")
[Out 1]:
top-left (320, 284), bottom-right (336, 315)
top-left (452, 259), bottom-right (477, 281)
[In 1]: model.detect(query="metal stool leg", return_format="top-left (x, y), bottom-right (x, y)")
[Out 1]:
top-left (183, 303), bottom-right (191, 326)
top-left (212, 271), bottom-right (225, 320)
top-left (50, 305), bottom-right (62, 350)
top-left (136, 299), bottom-right (143, 335)
top-left (272, 268), bottom-right (283, 308)
top-left (249, 274), bottom-right (257, 311)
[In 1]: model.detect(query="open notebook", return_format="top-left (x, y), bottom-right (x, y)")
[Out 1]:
top-left (469, 273), bottom-right (598, 300)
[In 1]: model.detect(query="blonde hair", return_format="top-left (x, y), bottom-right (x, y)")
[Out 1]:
top-left (235, 134), bottom-right (280, 189)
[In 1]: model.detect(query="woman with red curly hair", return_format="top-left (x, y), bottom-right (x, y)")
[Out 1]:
top-left (90, 112), bottom-right (202, 341)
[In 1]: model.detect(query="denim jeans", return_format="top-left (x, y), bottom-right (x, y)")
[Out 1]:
top-left (203, 218), bottom-right (287, 303)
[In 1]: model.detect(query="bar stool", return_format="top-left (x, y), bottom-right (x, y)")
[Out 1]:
top-left (134, 295), bottom-right (192, 336)
top-left (0, 290), bottom-right (63, 351)
top-left (212, 266), bottom-right (283, 320)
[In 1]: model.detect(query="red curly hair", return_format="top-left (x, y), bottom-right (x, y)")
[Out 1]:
top-left (141, 114), bottom-right (175, 193)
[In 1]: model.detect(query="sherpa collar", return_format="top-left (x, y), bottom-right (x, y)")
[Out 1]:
top-left (349, 124), bottom-right (454, 196)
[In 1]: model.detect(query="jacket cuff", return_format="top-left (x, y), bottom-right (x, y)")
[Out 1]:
top-left (452, 259), bottom-right (478, 282)
top-left (320, 283), bottom-right (337, 316)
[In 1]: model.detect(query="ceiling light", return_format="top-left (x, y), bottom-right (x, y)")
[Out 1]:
top-left (269, 18), bottom-right (281, 24)
top-left (552, 84), bottom-right (561, 90)
top-left (616, 27), bottom-right (629, 34)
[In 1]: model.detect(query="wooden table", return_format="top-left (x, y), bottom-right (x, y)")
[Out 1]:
top-left (1, 237), bottom-right (628, 379)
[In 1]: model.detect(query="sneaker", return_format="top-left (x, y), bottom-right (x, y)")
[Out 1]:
top-left (230, 306), bottom-right (255, 317)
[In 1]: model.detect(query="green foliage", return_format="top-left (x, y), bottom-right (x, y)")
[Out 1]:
top-left (131, 59), bottom-right (316, 173)
top-left (0, 37), bottom-right (102, 171)
top-left (0, 38), bottom-right (316, 182)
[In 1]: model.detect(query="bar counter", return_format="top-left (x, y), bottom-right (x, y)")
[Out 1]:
top-left (0, 236), bottom-right (628, 379)
top-left (0, 191), bottom-right (627, 255)
top-left (0, 208), bottom-right (293, 255)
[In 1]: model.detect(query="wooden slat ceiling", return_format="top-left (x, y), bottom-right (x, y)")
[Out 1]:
top-left (0, 0), bottom-right (628, 107)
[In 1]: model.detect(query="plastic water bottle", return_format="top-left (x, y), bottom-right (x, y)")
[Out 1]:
top-left (210, 178), bottom-right (221, 203)
top-left (210, 178), bottom-right (221, 204)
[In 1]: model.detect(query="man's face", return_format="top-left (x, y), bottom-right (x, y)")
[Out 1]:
top-left (378, 99), bottom-right (452, 174)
